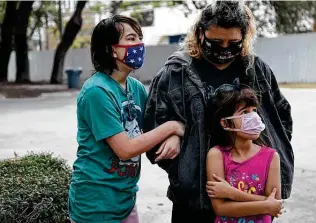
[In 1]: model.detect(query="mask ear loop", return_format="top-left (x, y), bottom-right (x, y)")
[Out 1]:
top-left (224, 115), bottom-right (242, 120)
top-left (222, 116), bottom-right (242, 132)
top-left (223, 127), bottom-right (240, 132)
top-left (112, 45), bottom-right (129, 64)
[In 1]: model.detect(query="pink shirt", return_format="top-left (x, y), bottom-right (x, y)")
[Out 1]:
top-left (214, 146), bottom-right (275, 223)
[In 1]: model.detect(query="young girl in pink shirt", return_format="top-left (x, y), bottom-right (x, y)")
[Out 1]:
top-left (206, 88), bottom-right (283, 223)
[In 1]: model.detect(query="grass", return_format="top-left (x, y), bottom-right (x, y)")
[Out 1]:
top-left (280, 83), bottom-right (316, 89)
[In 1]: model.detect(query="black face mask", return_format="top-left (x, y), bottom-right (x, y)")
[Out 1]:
top-left (201, 36), bottom-right (243, 65)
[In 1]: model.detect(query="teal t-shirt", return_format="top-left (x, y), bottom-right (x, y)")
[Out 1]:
top-left (68, 72), bottom-right (148, 223)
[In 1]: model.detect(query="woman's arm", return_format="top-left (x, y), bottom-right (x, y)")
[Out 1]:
top-left (266, 65), bottom-right (293, 141)
top-left (206, 148), bottom-right (282, 217)
top-left (143, 66), bottom-right (185, 170)
top-left (155, 135), bottom-right (181, 162)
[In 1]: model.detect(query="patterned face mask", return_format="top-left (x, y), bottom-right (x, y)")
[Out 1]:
top-left (202, 36), bottom-right (242, 65)
top-left (223, 112), bottom-right (266, 135)
top-left (114, 43), bottom-right (145, 69)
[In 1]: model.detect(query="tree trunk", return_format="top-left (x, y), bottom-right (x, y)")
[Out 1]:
top-left (110, 1), bottom-right (122, 15)
top-left (28, 1), bottom-right (43, 41)
top-left (50, 1), bottom-right (87, 84)
top-left (0, 1), bottom-right (17, 83)
top-left (28, 17), bottom-right (40, 41)
top-left (45, 14), bottom-right (49, 50)
top-left (57, 0), bottom-right (63, 40)
top-left (38, 25), bottom-right (42, 51)
top-left (15, 1), bottom-right (34, 84)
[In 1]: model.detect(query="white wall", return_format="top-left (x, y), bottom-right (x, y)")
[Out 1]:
top-left (7, 32), bottom-right (316, 83)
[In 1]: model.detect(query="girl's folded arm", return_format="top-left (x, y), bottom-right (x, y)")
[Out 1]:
top-left (206, 147), bottom-right (269, 217)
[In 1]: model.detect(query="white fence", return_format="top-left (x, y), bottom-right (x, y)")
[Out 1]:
top-left (7, 32), bottom-right (316, 83)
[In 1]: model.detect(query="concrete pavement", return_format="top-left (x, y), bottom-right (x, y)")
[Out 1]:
top-left (0, 88), bottom-right (315, 222)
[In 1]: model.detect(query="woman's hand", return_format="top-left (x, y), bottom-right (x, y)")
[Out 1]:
top-left (155, 135), bottom-right (181, 162)
top-left (206, 174), bottom-right (234, 199)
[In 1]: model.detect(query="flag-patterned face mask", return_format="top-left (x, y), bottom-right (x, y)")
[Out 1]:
top-left (113, 43), bottom-right (145, 70)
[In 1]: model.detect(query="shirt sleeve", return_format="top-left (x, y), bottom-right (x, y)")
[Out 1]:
top-left (80, 86), bottom-right (124, 141)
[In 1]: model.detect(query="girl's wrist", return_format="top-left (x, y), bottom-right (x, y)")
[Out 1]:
top-left (263, 201), bottom-right (270, 215)
top-left (229, 186), bottom-right (238, 200)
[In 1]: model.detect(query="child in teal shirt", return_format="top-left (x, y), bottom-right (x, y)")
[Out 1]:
top-left (68, 15), bottom-right (184, 223)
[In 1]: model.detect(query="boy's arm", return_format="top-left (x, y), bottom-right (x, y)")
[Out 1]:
top-left (82, 86), bottom-right (184, 161)
top-left (106, 121), bottom-right (183, 161)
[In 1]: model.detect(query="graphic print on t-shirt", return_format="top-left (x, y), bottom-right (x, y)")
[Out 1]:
top-left (215, 169), bottom-right (267, 223)
top-left (203, 78), bottom-right (240, 102)
top-left (104, 97), bottom-right (142, 178)
top-left (228, 169), bottom-right (264, 195)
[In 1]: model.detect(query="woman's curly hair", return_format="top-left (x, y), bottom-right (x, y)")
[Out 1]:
top-left (182, 1), bottom-right (257, 66)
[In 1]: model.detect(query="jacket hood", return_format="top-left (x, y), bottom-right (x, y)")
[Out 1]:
top-left (165, 47), bottom-right (192, 67)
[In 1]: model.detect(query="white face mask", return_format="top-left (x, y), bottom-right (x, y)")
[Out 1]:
top-left (223, 112), bottom-right (265, 135)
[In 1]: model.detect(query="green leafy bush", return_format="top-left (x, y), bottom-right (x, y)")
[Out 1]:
top-left (0, 153), bottom-right (72, 223)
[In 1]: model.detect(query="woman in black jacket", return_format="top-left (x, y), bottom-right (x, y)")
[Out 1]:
top-left (143, 1), bottom-right (293, 222)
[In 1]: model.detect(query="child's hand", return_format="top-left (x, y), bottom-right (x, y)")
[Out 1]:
top-left (206, 174), bottom-right (233, 199)
top-left (265, 188), bottom-right (283, 218)
top-left (155, 135), bottom-right (181, 162)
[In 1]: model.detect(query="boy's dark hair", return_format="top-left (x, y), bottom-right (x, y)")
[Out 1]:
top-left (209, 88), bottom-right (261, 148)
top-left (90, 15), bottom-right (143, 75)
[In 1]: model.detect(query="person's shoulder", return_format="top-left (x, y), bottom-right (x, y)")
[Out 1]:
top-left (128, 76), bottom-right (145, 88)
top-left (253, 55), bottom-right (265, 64)
top-left (250, 55), bottom-right (275, 83)
top-left (155, 63), bottom-right (181, 82)
top-left (261, 146), bottom-right (280, 160)
top-left (207, 146), bottom-right (224, 159)
top-left (128, 76), bottom-right (147, 94)
top-left (148, 65), bottom-right (173, 91)
top-left (78, 72), bottom-right (113, 102)
top-left (82, 72), bottom-right (113, 90)
top-left (79, 86), bottom-right (109, 103)
top-left (253, 55), bottom-right (272, 71)
top-left (160, 49), bottom-right (192, 77)
top-left (263, 147), bottom-right (280, 169)
top-left (149, 50), bottom-right (192, 91)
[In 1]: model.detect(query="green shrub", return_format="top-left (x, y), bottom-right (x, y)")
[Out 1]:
top-left (0, 152), bottom-right (72, 223)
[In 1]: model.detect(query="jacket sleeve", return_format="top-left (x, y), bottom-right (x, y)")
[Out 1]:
top-left (143, 66), bottom-right (181, 171)
top-left (267, 66), bottom-right (293, 141)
